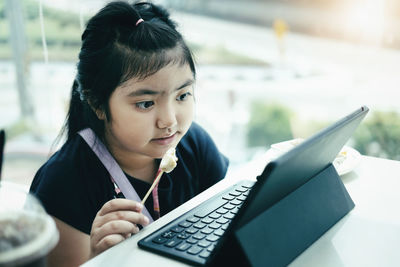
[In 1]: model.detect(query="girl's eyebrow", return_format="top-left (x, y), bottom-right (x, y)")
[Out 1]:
top-left (127, 79), bottom-right (195, 97)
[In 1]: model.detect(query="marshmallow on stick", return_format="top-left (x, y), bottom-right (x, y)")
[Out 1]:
top-left (141, 147), bottom-right (178, 205)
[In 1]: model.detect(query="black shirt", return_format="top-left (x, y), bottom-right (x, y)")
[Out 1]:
top-left (30, 123), bottom-right (229, 234)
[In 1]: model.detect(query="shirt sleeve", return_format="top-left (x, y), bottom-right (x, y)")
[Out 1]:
top-left (30, 160), bottom-right (91, 234)
top-left (29, 138), bottom-right (113, 235)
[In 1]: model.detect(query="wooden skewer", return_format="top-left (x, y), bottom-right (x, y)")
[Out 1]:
top-left (141, 169), bottom-right (164, 205)
top-left (141, 147), bottom-right (177, 205)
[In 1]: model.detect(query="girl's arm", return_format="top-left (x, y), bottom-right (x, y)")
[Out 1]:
top-left (48, 217), bottom-right (90, 267)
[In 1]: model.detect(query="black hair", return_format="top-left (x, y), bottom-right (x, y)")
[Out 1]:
top-left (62, 1), bottom-right (195, 142)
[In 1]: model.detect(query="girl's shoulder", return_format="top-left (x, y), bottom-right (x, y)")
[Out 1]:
top-left (178, 122), bottom-right (228, 167)
top-left (29, 134), bottom-right (111, 234)
top-left (44, 135), bottom-right (92, 168)
top-left (179, 122), bottom-right (214, 149)
top-left (32, 134), bottom-right (103, 183)
top-left (177, 123), bottom-right (229, 191)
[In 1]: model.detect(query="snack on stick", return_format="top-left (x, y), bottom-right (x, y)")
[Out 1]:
top-left (141, 147), bottom-right (178, 205)
top-left (160, 147), bottom-right (178, 173)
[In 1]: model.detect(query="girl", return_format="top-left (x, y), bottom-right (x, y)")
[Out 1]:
top-left (29, 1), bottom-right (229, 266)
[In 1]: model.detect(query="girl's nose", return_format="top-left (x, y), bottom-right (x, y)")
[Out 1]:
top-left (156, 104), bottom-right (177, 129)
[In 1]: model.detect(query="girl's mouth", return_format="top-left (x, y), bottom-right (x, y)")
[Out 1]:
top-left (152, 132), bottom-right (177, 146)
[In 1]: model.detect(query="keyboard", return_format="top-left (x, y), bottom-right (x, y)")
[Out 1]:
top-left (138, 179), bottom-right (255, 266)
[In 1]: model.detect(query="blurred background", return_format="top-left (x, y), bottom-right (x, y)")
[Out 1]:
top-left (1, 0), bottom-right (400, 187)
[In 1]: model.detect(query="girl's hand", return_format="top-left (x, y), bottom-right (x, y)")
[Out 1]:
top-left (90, 199), bottom-right (150, 257)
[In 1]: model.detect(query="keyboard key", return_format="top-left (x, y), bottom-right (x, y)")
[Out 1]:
top-left (206, 234), bottom-right (220, 242)
top-left (223, 213), bottom-right (235, 220)
top-left (176, 243), bottom-right (191, 251)
top-left (229, 191), bottom-right (241, 197)
top-left (214, 229), bottom-right (225, 236)
top-left (187, 216), bottom-right (200, 223)
top-left (198, 240), bottom-right (211, 248)
top-left (235, 187), bottom-right (248, 193)
top-left (222, 194), bottom-right (235, 201)
top-left (193, 222), bottom-right (206, 229)
top-left (237, 195), bottom-right (247, 201)
top-left (179, 221), bottom-right (192, 228)
top-left (186, 237), bottom-right (198, 244)
top-left (223, 203), bottom-right (236, 210)
top-left (186, 227), bottom-right (198, 234)
top-left (171, 226), bottom-right (184, 233)
top-left (216, 207), bottom-right (228, 214)
top-left (161, 231), bottom-right (175, 239)
top-left (177, 233), bottom-right (191, 239)
top-left (152, 236), bottom-right (168, 244)
top-left (165, 239), bottom-right (182, 248)
top-left (187, 246), bottom-right (203, 255)
top-left (207, 244), bottom-right (216, 252)
top-left (193, 233), bottom-right (206, 240)
top-left (201, 227), bottom-right (214, 235)
top-left (201, 217), bottom-right (214, 224)
top-left (216, 217), bottom-right (229, 224)
top-left (231, 207), bottom-right (240, 214)
top-left (209, 222), bottom-right (221, 229)
top-left (199, 250), bottom-right (211, 258)
top-left (209, 212), bottom-right (221, 219)
top-left (230, 199), bottom-right (242, 206)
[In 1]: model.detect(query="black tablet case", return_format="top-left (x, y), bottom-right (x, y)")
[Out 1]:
top-left (210, 163), bottom-right (353, 266)
top-left (209, 106), bottom-right (368, 267)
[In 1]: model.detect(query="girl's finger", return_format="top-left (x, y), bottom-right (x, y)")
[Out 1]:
top-left (124, 233), bottom-right (132, 239)
top-left (91, 220), bottom-right (138, 246)
top-left (98, 199), bottom-right (143, 216)
top-left (93, 210), bottom-right (149, 229)
top-left (92, 233), bottom-right (126, 256)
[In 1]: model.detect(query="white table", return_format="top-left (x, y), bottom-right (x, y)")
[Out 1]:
top-left (81, 155), bottom-right (400, 267)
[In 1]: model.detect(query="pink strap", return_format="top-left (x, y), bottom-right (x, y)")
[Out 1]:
top-left (78, 128), bottom-right (154, 222)
top-left (152, 169), bottom-right (162, 220)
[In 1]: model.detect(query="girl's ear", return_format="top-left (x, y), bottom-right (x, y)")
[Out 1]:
top-left (88, 100), bottom-right (106, 120)
top-left (95, 109), bottom-right (106, 120)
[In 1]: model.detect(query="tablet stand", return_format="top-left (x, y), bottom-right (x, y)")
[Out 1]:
top-left (211, 163), bottom-right (354, 267)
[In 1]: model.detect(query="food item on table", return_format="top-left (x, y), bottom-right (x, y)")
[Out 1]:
top-left (334, 150), bottom-right (347, 165)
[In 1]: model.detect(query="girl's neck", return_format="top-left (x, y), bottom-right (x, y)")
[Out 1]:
top-left (122, 160), bottom-right (158, 184)
top-left (106, 145), bottom-right (158, 184)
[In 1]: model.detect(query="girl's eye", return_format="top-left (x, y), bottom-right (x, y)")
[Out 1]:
top-left (177, 92), bottom-right (192, 102)
top-left (135, 101), bottom-right (154, 110)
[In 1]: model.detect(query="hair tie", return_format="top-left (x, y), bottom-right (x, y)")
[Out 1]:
top-left (76, 84), bottom-right (85, 101)
top-left (135, 18), bottom-right (144, 26)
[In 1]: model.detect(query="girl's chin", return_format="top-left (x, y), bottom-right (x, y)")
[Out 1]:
top-left (152, 151), bottom-right (165, 159)
top-left (152, 143), bottom-right (179, 159)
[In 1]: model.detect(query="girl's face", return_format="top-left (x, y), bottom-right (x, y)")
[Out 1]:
top-left (103, 62), bottom-right (195, 160)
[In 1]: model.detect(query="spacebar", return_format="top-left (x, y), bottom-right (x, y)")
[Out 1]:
top-left (193, 198), bottom-right (228, 218)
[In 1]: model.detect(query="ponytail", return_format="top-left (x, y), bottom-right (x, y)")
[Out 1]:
top-left (66, 80), bottom-right (86, 140)
top-left (60, 80), bottom-right (104, 142)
